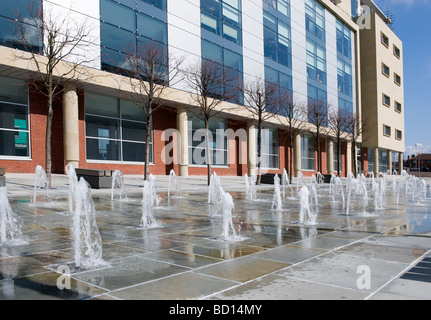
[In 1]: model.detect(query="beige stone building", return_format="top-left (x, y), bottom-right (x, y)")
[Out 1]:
top-left (359, 0), bottom-right (405, 174)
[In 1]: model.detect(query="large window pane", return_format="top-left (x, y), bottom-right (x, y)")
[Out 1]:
top-left (85, 93), bottom-right (119, 117)
top-left (137, 13), bottom-right (167, 43)
top-left (122, 141), bottom-right (146, 162)
top-left (86, 138), bottom-right (120, 161)
top-left (122, 120), bottom-right (147, 142)
top-left (101, 22), bottom-right (136, 53)
top-left (85, 115), bottom-right (120, 140)
top-left (0, 103), bottom-right (28, 130)
top-left (0, 130), bottom-right (29, 157)
top-left (101, 0), bottom-right (136, 31)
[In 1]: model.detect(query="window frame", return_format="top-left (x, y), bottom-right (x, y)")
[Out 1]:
top-left (381, 32), bottom-right (389, 48)
top-left (0, 77), bottom-right (31, 160)
top-left (395, 101), bottom-right (402, 113)
top-left (395, 129), bottom-right (402, 141)
top-left (394, 73), bottom-right (401, 86)
top-left (382, 93), bottom-right (391, 107)
top-left (382, 63), bottom-right (390, 77)
top-left (383, 124), bottom-right (391, 137)
top-left (84, 93), bottom-right (153, 164)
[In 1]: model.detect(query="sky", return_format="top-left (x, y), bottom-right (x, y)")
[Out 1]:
top-left (372, 0), bottom-right (431, 158)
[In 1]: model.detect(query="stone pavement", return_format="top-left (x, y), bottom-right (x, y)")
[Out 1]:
top-left (0, 173), bottom-right (431, 300)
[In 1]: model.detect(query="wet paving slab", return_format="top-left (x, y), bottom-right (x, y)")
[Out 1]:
top-left (1, 174), bottom-right (431, 300)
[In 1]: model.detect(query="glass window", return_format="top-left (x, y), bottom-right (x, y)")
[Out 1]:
top-left (379, 149), bottom-right (387, 173)
top-left (263, 10), bottom-right (292, 68)
top-left (394, 45), bottom-right (401, 58)
top-left (188, 116), bottom-right (228, 166)
top-left (305, 0), bottom-right (325, 41)
top-left (301, 134), bottom-right (315, 170)
top-left (382, 63), bottom-right (390, 77)
top-left (100, 0), bottom-right (168, 76)
top-left (383, 94), bottom-right (391, 106)
top-left (137, 13), bottom-right (167, 43)
top-left (395, 130), bottom-right (402, 140)
top-left (395, 101), bottom-right (402, 113)
top-left (383, 125), bottom-right (391, 137)
top-left (201, 0), bottom-right (242, 44)
top-left (101, 0), bottom-right (136, 31)
top-left (0, 76), bottom-right (30, 158)
top-left (306, 39), bottom-right (326, 84)
top-left (257, 128), bottom-right (279, 169)
top-left (85, 93), bottom-right (152, 163)
top-left (394, 73), bottom-right (401, 86)
top-left (381, 33), bottom-right (389, 47)
top-left (0, 0), bottom-right (43, 53)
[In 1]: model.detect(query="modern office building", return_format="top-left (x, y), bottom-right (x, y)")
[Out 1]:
top-left (0, 0), bottom-right (404, 178)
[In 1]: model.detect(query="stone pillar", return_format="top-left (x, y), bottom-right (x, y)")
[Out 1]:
top-left (327, 139), bottom-right (334, 175)
top-left (387, 150), bottom-right (392, 173)
top-left (247, 120), bottom-right (256, 176)
top-left (373, 147), bottom-right (379, 175)
top-left (176, 106), bottom-right (189, 177)
top-left (62, 84), bottom-right (80, 169)
top-left (294, 134), bottom-right (302, 177)
top-left (346, 141), bottom-right (352, 174)
top-left (398, 152), bottom-right (404, 173)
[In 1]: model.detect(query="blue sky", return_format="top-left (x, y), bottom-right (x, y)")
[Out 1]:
top-left (373, 0), bottom-right (431, 157)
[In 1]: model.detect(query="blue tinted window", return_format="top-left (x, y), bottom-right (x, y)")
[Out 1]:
top-left (100, 0), bottom-right (168, 78)
top-left (0, 0), bottom-right (42, 52)
top-left (263, 9), bottom-right (291, 68)
top-left (305, 0), bottom-right (325, 42)
top-left (201, 0), bottom-right (242, 45)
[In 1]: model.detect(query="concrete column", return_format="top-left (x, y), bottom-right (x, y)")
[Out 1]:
top-left (373, 147), bottom-right (379, 175)
top-left (346, 141), bottom-right (352, 174)
top-left (327, 139), bottom-right (334, 175)
top-left (294, 134), bottom-right (302, 177)
top-left (387, 150), bottom-right (392, 173)
top-left (176, 106), bottom-right (189, 177)
top-left (247, 120), bottom-right (256, 176)
top-left (62, 84), bottom-right (80, 168)
top-left (398, 152), bottom-right (404, 173)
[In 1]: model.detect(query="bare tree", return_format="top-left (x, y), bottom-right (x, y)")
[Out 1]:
top-left (124, 42), bottom-right (183, 181)
top-left (277, 90), bottom-right (307, 182)
top-left (185, 59), bottom-right (238, 185)
top-left (15, 3), bottom-right (97, 188)
top-left (328, 108), bottom-right (350, 176)
top-left (345, 112), bottom-right (368, 177)
top-left (243, 77), bottom-right (279, 185)
top-left (307, 99), bottom-right (329, 174)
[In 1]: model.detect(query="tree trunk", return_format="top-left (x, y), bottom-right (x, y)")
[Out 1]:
top-left (45, 90), bottom-right (53, 189)
top-left (144, 113), bottom-right (152, 181)
top-left (289, 133), bottom-right (293, 184)
top-left (316, 130), bottom-right (321, 173)
top-left (256, 118), bottom-right (262, 185)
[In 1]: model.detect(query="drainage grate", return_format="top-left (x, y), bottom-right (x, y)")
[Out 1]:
top-left (401, 256), bottom-right (431, 283)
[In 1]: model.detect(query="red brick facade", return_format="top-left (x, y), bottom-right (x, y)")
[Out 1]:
top-left (0, 88), bottom-right (350, 177)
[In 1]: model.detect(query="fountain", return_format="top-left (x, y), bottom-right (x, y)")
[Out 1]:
top-left (208, 172), bottom-right (224, 217)
top-left (244, 174), bottom-right (252, 200)
top-left (0, 187), bottom-right (26, 246)
top-left (66, 164), bottom-right (78, 212)
top-left (111, 170), bottom-right (125, 201)
top-left (329, 175), bottom-right (345, 203)
top-left (282, 169), bottom-right (293, 198)
top-left (296, 172), bottom-right (305, 191)
top-left (220, 191), bottom-right (238, 241)
top-left (141, 180), bottom-right (160, 229)
top-left (374, 178), bottom-right (385, 210)
top-left (149, 174), bottom-right (161, 207)
top-left (271, 174), bottom-right (283, 211)
top-left (33, 165), bottom-right (48, 203)
top-left (168, 169), bottom-right (182, 198)
top-left (298, 186), bottom-right (317, 225)
top-left (73, 178), bottom-right (106, 269)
